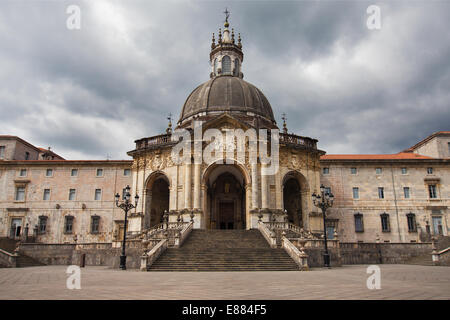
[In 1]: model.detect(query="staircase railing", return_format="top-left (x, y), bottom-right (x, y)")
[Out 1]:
top-left (177, 221), bottom-right (194, 248)
top-left (140, 238), bottom-right (168, 271)
top-left (281, 235), bottom-right (308, 270)
top-left (258, 221), bottom-right (277, 248)
top-left (0, 248), bottom-right (17, 268)
top-left (432, 246), bottom-right (450, 266)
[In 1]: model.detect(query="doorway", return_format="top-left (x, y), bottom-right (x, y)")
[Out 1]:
top-left (432, 216), bottom-right (443, 235)
top-left (10, 218), bottom-right (22, 239)
top-left (219, 202), bottom-right (234, 229)
top-left (206, 166), bottom-right (246, 230)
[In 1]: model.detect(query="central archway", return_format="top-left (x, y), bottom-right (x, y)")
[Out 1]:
top-left (202, 163), bottom-right (249, 230)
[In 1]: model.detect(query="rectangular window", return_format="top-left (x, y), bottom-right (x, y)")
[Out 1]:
top-left (64, 216), bottom-right (74, 234)
top-left (0, 146), bottom-right (5, 158)
top-left (354, 214), bottom-right (364, 232)
top-left (324, 187), bottom-right (331, 195)
top-left (124, 169), bottom-right (131, 176)
top-left (15, 187), bottom-right (25, 201)
top-left (71, 169), bottom-right (78, 177)
top-left (94, 189), bottom-right (102, 200)
top-left (43, 189), bottom-right (51, 200)
top-left (376, 168), bottom-right (382, 175)
top-left (19, 169), bottom-right (27, 177)
top-left (407, 213), bottom-right (417, 232)
top-left (378, 187), bottom-right (384, 199)
top-left (380, 213), bottom-right (390, 232)
top-left (122, 188), bottom-right (127, 200)
top-left (25, 152), bottom-right (30, 160)
top-left (69, 189), bottom-right (76, 201)
top-left (401, 167), bottom-right (407, 174)
top-left (428, 184), bottom-right (437, 199)
top-left (38, 216), bottom-right (47, 234)
top-left (403, 187), bottom-right (410, 199)
top-left (46, 169), bottom-right (53, 177)
top-left (427, 167), bottom-right (433, 174)
top-left (350, 167), bottom-right (357, 174)
top-left (326, 226), bottom-right (335, 240)
top-left (352, 187), bottom-right (359, 199)
top-left (96, 168), bottom-right (103, 177)
top-left (322, 167), bottom-right (329, 174)
top-left (91, 216), bottom-right (100, 234)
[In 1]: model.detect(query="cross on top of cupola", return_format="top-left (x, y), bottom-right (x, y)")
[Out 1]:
top-left (210, 9), bottom-right (244, 79)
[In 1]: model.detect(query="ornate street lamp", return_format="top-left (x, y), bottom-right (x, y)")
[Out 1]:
top-left (311, 184), bottom-right (334, 268)
top-left (115, 185), bottom-right (139, 270)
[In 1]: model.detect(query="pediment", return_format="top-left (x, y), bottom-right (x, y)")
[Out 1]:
top-left (201, 113), bottom-right (251, 133)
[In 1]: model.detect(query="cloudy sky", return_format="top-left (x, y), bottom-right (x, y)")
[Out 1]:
top-left (0, 0), bottom-right (449, 159)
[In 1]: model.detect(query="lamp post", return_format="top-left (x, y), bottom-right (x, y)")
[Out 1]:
top-left (115, 185), bottom-right (139, 270)
top-left (311, 184), bottom-right (334, 268)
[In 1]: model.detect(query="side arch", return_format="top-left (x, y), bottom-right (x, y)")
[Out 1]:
top-left (282, 170), bottom-right (310, 227)
top-left (143, 171), bottom-right (171, 228)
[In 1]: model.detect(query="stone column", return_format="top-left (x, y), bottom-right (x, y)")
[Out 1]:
top-left (251, 163), bottom-right (258, 209)
top-left (275, 169), bottom-right (282, 210)
top-left (169, 166), bottom-right (178, 211)
top-left (184, 163), bottom-right (192, 209)
top-left (193, 163), bottom-right (201, 210)
top-left (261, 163), bottom-right (269, 209)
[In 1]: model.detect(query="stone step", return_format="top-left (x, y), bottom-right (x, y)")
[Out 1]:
top-left (16, 254), bottom-right (45, 268)
top-left (148, 229), bottom-right (299, 272)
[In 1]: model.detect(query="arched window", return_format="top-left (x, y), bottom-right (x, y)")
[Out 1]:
top-left (222, 56), bottom-right (231, 74)
top-left (213, 58), bottom-right (217, 75)
top-left (234, 58), bottom-right (240, 76)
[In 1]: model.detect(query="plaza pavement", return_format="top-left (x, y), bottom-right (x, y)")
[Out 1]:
top-left (0, 264), bottom-right (448, 300)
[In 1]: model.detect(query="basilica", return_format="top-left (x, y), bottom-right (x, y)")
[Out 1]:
top-left (0, 17), bottom-right (449, 269)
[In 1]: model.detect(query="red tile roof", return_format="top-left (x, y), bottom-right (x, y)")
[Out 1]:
top-left (320, 152), bottom-right (434, 160)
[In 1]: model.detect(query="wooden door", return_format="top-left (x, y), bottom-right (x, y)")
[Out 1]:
top-left (219, 202), bottom-right (234, 229)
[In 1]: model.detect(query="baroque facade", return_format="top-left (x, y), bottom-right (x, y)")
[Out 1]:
top-left (0, 20), bottom-right (449, 248)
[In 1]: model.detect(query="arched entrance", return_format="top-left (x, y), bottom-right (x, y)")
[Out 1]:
top-left (283, 178), bottom-right (302, 226)
top-left (203, 164), bottom-right (248, 229)
top-left (144, 172), bottom-right (170, 228)
top-left (282, 171), bottom-right (309, 227)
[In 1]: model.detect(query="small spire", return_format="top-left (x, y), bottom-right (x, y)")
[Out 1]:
top-left (166, 113), bottom-right (173, 134)
top-left (282, 113), bottom-right (288, 134)
top-left (237, 33), bottom-right (242, 48)
top-left (211, 33), bottom-right (215, 49)
top-left (231, 28), bottom-right (235, 44)
top-left (218, 28), bottom-right (222, 44)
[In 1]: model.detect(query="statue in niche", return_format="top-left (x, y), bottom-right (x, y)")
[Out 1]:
top-left (224, 182), bottom-right (230, 193)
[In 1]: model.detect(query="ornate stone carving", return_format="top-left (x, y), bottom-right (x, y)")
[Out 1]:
top-left (152, 153), bottom-right (165, 171)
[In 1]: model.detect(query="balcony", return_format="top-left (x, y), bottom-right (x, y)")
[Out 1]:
top-left (130, 131), bottom-right (318, 154)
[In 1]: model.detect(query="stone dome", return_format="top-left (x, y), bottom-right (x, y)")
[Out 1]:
top-left (178, 75), bottom-right (276, 126)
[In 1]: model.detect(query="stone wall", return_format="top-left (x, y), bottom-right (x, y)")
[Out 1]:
top-left (19, 243), bottom-right (76, 265)
top-left (298, 241), bottom-right (433, 267)
top-left (19, 240), bottom-right (146, 269)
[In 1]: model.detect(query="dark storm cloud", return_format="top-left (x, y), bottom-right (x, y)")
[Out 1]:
top-left (0, 0), bottom-right (449, 159)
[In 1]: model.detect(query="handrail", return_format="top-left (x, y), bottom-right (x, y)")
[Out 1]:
top-left (258, 221), bottom-right (277, 248)
top-left (0, 248), bottom-right (17, 257)
top-left (178, 221), bottom-right (194, 247)
top-left (282, 236), bottom-right (308, 270)
top-left (437, 247), bottom-right (450, 255)
top-left (140, 238), bottom-right (168, 271)
top-left (265, 222), bottom-right (318, 239)
top-left (0, 248), bottom-right (18, 268)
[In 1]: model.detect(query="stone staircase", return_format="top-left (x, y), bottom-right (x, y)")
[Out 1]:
top-left (16, 254), bottom-right (45, 268)
top-left (148, 229), bottom-right (299, 271)
top-left (404, 236), bottom-right (450, 266)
